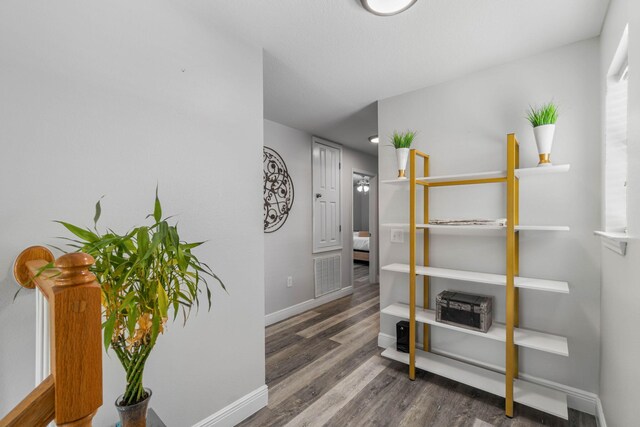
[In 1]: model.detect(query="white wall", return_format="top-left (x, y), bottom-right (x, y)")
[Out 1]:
top-left (598, 0), bottom-right (640, 425)
top-left (378, 39), bottom-right (602, 395)
top-left (264, 120), bottom-right (315, 315)
top-left (264, 120), bottom-right (377, 316)
top-left (0, 1), bottom-right (265, 425)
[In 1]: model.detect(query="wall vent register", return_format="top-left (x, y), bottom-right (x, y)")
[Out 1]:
top-left (314, 254), bottom-right (341, 298)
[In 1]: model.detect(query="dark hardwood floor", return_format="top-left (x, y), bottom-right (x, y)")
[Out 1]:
top-left (240, 265), bottom-right (596, 427)
top-left (353, 262), bottom-right (369, 284)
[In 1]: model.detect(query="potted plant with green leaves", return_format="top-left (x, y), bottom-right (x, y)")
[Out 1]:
top-left (527, 102), bottom-right (559, 167)
top-left (390, 130), bottom-right (417, 179)
top-left (55, 189), bottom-right (224, 427)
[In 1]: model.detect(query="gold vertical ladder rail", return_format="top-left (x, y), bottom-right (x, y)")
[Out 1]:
top-left (505, 134), bottom-right (518, 417)
top-left (407, 149), bottom-right (430, 380)
top-left (514, 135), bottom-right (520, 381)
top-left (422, 152), bottom-right (430, 352)
top-left (409, 150), bottom-right (417, 380)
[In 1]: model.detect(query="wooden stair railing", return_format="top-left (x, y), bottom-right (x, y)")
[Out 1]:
top-left (1, 246), bottom-right (103, 427)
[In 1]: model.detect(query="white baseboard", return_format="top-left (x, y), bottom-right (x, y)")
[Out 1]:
top-left (265, 286), bottom-right (354, 326)
top-left (378, 332), bottom-right (599, 416)
top-left (377, 332), bottom-right (396, 349)
top-left (192, 385), bottom-right (268, 427)
top-left (595, 397), bottom-right (607, 427)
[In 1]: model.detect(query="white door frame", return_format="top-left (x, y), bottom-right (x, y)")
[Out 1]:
top-left (368, 175), bottom-right (379, 284)
top-left (350, 168), bottom-right (377, 288)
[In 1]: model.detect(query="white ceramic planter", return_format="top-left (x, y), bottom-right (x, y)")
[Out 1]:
top-left (396, 148), bottom-right (410, 179)
top-left (533, 124), bottom-right (555, 167)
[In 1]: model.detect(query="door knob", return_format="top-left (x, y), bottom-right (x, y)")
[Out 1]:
top-left (315, 193), bottom-right (322, 199)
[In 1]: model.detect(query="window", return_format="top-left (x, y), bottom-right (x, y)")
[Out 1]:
top-left (604, 26), bottom-right (629, 233)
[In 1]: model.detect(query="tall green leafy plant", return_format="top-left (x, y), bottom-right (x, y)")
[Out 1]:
top-left (526, 102), bottom-right (559, 127)
top-left (390, 130), bottom-right (417, 149)
top-left (56, 189), bottom-right (224, 406)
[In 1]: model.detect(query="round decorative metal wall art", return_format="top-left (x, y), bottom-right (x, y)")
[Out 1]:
top-left (263, 147), bottom-right (294, 233)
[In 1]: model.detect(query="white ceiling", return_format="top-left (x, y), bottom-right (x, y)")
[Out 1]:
top-left (186, 0), bottom-right (609, 155)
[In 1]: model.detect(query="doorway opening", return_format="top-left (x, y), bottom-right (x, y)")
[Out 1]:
top-left (352, 171), bottom-right (378, 288)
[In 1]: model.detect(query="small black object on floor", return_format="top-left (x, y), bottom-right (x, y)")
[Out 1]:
top-left (396, 320), bottom-right (410, 353)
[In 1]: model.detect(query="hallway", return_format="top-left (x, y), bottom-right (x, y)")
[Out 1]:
top-left (242, 277), bottom-right (596, 426)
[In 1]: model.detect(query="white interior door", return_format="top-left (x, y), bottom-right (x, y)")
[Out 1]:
top-left (368, 176), bottom-right (378, 283)
top-left (312, 138), bottom-right (342, 253)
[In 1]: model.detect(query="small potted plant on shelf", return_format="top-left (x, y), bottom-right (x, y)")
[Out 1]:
top-left (390, 130), bottom-right (417, 179)
top-left (55, 189), bottom-right (224, 427)
top-left (526, 101), bottom-right (559, 167)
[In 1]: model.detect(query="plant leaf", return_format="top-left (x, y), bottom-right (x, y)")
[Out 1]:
top-left (103, 311), bottom-right (117, 351)
top-left (153, 186), bottom-right (162, 223)
top-left (127, 305), bottom-right (138, 336)
top-left (93, 196), bottom-right (104, 230)
top-left (149, 312), bottom-right (161, 346)
top-left (54, 221), bottom-right (99, 243)
top-left (157, 281), bottom-right (169, 318)
top-left (137, 227), bottom-right (149, 255)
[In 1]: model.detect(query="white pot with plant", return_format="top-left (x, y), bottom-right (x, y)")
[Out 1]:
top-left (391, 130), bottom-right (416, 179)
top-left (526, 102), bottom-right (558, 167)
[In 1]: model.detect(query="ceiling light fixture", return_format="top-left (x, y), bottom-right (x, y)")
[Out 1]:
top-left (361, 0), bottom-right (417, 16)
top-left (356, 177), bottom-right (370, 193)
top-left (368, 135), bottom-right (379, 144)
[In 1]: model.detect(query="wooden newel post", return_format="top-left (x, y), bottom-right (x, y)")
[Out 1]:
top-left (51, 253), bottom-right (103, 426)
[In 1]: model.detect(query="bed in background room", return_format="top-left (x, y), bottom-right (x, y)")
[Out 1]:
top-left (353, 231), bottom-right (370, 262)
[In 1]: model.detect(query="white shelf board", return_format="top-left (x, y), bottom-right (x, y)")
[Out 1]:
top-left (594, 231), bottom-right (629, 255)
top-left (384, 223), bottom-right (506, 230)
top-left (593, 230), bottom-right (629, 241)
top-left (422, 170), bottom-right (506, 183)
top-left (516, 225), bottom-right (570, 231)
top-left (381, 170), bottom-right (504, 185)
top-left (514, 164), bottom-right (570, 178)
top-left (381, 347), bottom-right (568, 419)
top-left (381, 303), bottom-right (568, 356)
top-left (381, 263), bottom-right (569, 294)
top-left (381, 177), bottom-right (413, 184)
top-left (381, 164), bottom-right (569, 184)
top-left (381, 223), bottom-right (569, 232)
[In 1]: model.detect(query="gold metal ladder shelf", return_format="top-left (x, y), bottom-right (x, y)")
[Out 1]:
top-left (380, 135), bottom-right (571, 419)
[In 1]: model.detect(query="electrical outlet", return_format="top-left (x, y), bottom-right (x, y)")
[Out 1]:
top-left (287, 276), bottom-right (293, 288)
top-left (391, 229), bottom-right (404, 243)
